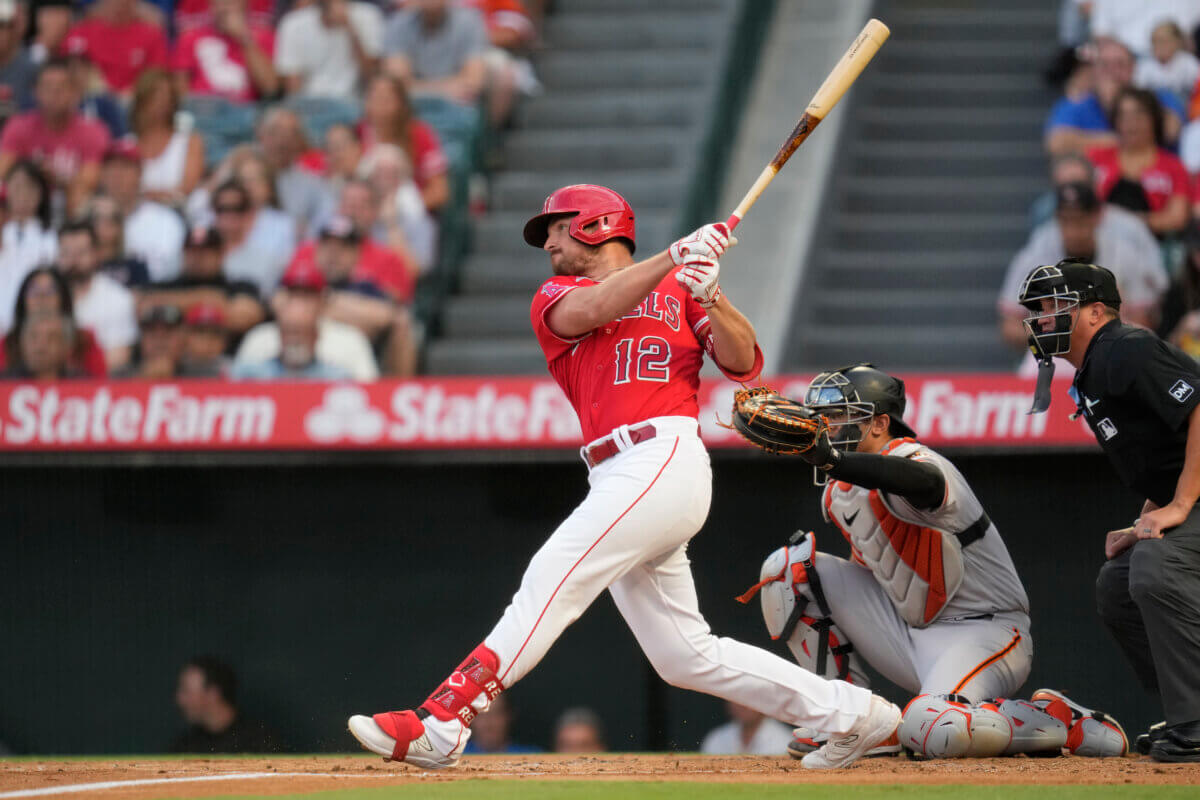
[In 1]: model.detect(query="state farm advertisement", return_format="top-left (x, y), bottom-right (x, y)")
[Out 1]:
top-left (0, 375), bottom-right (1094, 452)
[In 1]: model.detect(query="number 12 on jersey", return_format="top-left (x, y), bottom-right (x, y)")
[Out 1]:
top-left (614, 336), bottom-right (672, 384)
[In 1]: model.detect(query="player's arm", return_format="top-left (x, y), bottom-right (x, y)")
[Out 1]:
top-left (1138, 404), bottom-right (1200, 536)
top-left (824, 452), bottom-right (946, 511)
top-left (547, 223), bottom-right (733, 339)
top-left (703, 297), bottom-right (757, 375)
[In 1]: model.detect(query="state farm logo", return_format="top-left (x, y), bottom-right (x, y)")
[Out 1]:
top-left (304, 385), bottom-right (387, 443)
top-left (911, 381), bottom-right (1050, 439)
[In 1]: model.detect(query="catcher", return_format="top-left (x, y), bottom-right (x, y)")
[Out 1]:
top-left (733, 364), bottom-right (1128, 759)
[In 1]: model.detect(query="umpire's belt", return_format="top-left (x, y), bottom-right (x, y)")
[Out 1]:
top-left (956, 513), bottom-right (990, 549)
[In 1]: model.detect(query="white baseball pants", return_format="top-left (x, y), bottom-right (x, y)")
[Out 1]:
top-left (484, 417), bottom-right (872, 732)
top-left (812, 553), bottom-right (1033, 703)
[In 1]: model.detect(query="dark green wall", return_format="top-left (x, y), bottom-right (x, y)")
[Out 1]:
top-left (1, 452), bottom-right (1155, 755)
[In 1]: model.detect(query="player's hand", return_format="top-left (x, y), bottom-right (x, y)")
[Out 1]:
top-left (669, 222), bottom-right (737, 267)
top-left (1104, 527), bottom-right (1138, 560)
top-left (675, 252), bottom-right (722, 308)
top-left (1135, 501), bottom-right (1188, 540)
top-left (796, 423), bottom-right (839, 471)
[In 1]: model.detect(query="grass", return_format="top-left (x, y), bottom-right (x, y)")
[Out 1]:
top-left (210, 787), bottom-right (1200, 800)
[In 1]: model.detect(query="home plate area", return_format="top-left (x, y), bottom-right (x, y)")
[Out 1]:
top-left (1, 754), bottom-right (1198, 798)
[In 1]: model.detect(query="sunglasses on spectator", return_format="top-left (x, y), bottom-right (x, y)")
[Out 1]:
top-left (214, 204), bottom-right (250, 214)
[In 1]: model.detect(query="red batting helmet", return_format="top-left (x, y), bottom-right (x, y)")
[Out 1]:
top-left (522, 184), bottom-right (636, 253)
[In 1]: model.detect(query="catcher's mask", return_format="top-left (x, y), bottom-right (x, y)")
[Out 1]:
top-left (804, 364), bottom-right (916, 485)
top-left (1017, 259), bottom-right (1121, 413)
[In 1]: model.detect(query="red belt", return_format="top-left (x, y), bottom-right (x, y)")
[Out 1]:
top-left (583, 423), bottom-right (658, 468)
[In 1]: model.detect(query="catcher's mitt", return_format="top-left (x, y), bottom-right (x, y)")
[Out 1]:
top-left (730, 387), bottom-right (829, 455)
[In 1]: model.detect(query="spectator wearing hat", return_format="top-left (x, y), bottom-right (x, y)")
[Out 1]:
top-left (99, 137), bottom-right (186, 281)
top-left (57, 219), bottom-right (136, 370)
top-left (138, 225), bottom-right (265, 339)
top-left (1, 308), bottom-right (81, 379)
top-left (466, 0), bottom-right (539, 127)
top-left (112, 302), bottom-right (185, 378)
top-left (85, 193), bottom-right (150, 288)
top-left (180, 302), bottom-right (230, 376)
top-left (60, 0), bottom-right (167, 97)
top-left (997, 181), bottom-right (1168, 353)
top-left (1158, 223), bottom-right (1200, 359)
top-left (0, 266), bottom-right (106, 376)
top-left (231, 258), bottom-right (354, 381)
top-left (307, 214), bottom-right (416, 375)
top-left (0, 57), bottom-right (110, 214)
top-left (234, 255), bottom-right (377, 380)
top-left (209, 179), bottom-right (293, 297)
top-left (0, 0), bottom-right (37, 129)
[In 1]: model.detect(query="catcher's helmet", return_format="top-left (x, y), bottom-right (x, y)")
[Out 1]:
top-left (523, 184), bottom-right (636, 253)
top-left (805, 363), bottom-right (917, 444)
top-left (1017, 258), bottom-right (1121, 358)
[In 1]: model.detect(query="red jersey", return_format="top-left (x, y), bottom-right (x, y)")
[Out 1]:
top-left (0, 111), bottom-right (110, 185)
top-left (171, 25), bottom-right (275, 102)
top-left (1088, 146), bottom-right (1190, 212)
top-left (174, 0), bottom-right (274, 35)
top-left (61, 18), bottom-right (168, 92)
top-left (290, 240), bottom-right (415, 304)
top-left (531, 272), bottom-right (763, 443)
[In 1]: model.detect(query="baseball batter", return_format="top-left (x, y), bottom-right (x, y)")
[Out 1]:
top-left (737, 365), bottom-right (1127, 758)
top-left (348, 185), bottom-right (901, 770)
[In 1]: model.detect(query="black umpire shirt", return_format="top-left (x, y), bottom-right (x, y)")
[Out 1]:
top-left (1072, 320), bottom-right (1200, 508)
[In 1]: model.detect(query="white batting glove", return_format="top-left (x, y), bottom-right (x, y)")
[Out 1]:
top-left (668, 222), bottom-right (737, 267)
top-left (676, 252), bottom-right (722, 308)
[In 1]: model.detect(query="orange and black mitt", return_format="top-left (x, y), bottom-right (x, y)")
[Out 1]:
top-left (730, 387), bottom-right (830, 456)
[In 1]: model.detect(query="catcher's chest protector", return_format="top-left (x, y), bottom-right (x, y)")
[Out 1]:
top-left (821, 441), bottom-right (965, 628)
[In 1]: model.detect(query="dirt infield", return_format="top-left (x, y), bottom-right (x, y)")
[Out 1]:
top-left (1, 754), bottom-right (1198, 798)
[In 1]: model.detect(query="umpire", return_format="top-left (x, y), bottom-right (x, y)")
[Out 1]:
top-left (1019, 258), bottom-right (1200, 762)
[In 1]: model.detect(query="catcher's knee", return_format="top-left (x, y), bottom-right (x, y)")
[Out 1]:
top-left (753, 534), bottom-right (868, 686)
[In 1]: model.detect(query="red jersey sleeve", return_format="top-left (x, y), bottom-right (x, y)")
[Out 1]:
top-left (530, 276), bottom-right (588, 362)
top-left (0, 113), bottom-right (31, 156)
top-left (1159, 150), bottom-right (1190, 199)
top-left (170, 32), bottom-right (197, 75)
top-left (1087, 145), bottom-right (1119, 200)
top-left (681, 288), bottom-right (763, 382)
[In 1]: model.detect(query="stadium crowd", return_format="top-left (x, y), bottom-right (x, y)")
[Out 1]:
top-left (999, 1), bottom-right (1200, 366)
top-left (0, 0), bottom-right (541, 380)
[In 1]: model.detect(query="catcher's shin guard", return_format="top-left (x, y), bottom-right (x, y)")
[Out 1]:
top-left (898, 694), bottom-right (1012, 758)
top-left (1029, 688), bottom-right (1129, 757)
top-left (989, 698), bottom-right (1068, 756)
top-left (741, 531), bottom-right (868, 685)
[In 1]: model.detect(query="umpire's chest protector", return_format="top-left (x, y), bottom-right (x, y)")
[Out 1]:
top-left (821, 442), bottom-right (965, 628)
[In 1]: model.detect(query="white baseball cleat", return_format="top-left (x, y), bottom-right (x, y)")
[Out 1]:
top-left (787, 727), bottom-right (901, 759)
top-left (347, 711), bottom-right (462, 769)
top-left (801, 696), bottom-right (903, 770)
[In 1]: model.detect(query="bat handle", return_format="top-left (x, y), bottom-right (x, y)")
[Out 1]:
top-left (725, 213), bottom-right (742, 232)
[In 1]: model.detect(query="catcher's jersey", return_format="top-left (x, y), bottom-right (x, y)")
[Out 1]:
top-left (531, 272), bottom-right (762, 442)
top-left (821, 438), bottom-right (1029, 626)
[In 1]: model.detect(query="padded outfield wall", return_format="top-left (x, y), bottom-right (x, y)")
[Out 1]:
top-left (2, 449), bottom-right (1150, 755)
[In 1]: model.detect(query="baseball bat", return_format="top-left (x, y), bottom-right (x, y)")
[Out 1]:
top-left (725, 18), bottom-right (890, 231)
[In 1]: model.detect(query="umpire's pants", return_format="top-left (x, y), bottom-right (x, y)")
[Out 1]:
top-left (1096, 506), bottom-right (1200, 725)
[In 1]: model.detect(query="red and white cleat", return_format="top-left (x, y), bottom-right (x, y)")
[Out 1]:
top-left (348, 709), bottom-right (465, 769)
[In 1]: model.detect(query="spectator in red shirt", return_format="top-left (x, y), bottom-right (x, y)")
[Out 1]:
top-left (171, 0), bottom-right (278, 104)
top-left (467, 0), bottom-right (538, 127)
top-left (337, 177), bottom-right (418, 301)
top-left (0, 57), bottom-right (110, 215)
top-left (360, 73), bottom-right (448, 212)
top-left (1088, 86), bottom-right (1191, 238)
top-left (303, 216), bottom-right (416, 376)
top-left (61, 0), bottom-right (168, 96)
top-left (0, 266), bottom-right (107, 376)
top-left (174, 0), bottom-right (273, 37)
